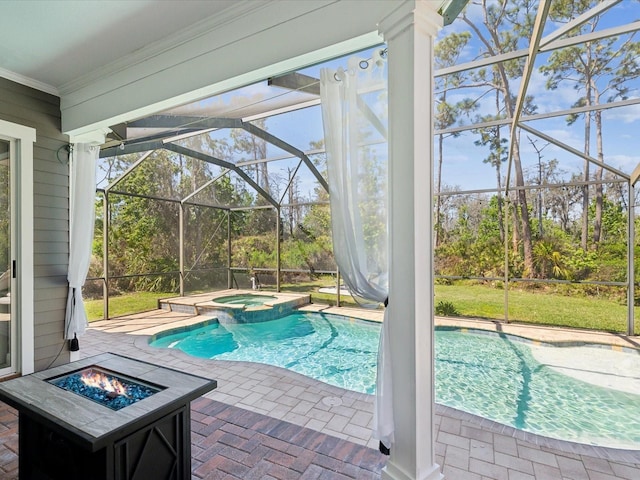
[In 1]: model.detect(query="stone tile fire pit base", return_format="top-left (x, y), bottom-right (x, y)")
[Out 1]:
top-left (0, 353), bottom-right (217, 480)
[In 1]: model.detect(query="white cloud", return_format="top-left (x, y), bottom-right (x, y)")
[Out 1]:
top-left (602, 104), bottom-right (640, 124)
top-left (526, 70), bottom-right (583, 114)
top-left (535, 127), bottom-right (583, 147)
top-left (607, 154), bottom-right (640, 174)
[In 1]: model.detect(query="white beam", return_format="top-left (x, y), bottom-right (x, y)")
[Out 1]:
top-left (436, 96), bottom-right (640, 136)
top-left (519, 123), bottom-right (629, 180)
top-left (69, 128), bottom-right (109, 145)
top-left (62, 0), bottom-right (403, 137)
top-left (435, 48), bottom-right (525, 77)
top-left (630, 163), bottom-right (640, 186)
top-left (541, 21), bottom-right (640, 52)
top-left (539, 0), bottom-right (621, 47)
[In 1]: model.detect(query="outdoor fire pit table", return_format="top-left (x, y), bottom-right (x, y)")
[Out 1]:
top-left (0, 352), bottom-right (217, 480)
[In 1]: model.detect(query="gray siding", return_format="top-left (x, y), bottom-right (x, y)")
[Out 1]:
top-left (0, 77), bottom-right (69, 371)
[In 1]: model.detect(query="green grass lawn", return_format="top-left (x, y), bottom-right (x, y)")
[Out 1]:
top-left (85, 292), bottom-right (176, 321)
top-left (85, 281), bottom-right (639, 335)
top-left (435, 283), bottom-right (639, 334)
top-left (278, 278), bottom-right (371, 309)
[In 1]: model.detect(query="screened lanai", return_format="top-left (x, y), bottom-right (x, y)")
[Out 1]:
top-left (89, 0), bottom-right (640, 336)
top-left (91, 64), bottom-right (339, 320)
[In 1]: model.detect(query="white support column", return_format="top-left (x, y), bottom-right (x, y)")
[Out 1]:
top-left (379, 2), bottom-right (442, 480)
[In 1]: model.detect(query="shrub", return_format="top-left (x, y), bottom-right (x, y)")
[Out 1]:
top-left (435, 300), bottom-right (459, 317)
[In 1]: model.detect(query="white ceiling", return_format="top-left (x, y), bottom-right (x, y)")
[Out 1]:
top-left (1, 0), bottom-right (241, 94)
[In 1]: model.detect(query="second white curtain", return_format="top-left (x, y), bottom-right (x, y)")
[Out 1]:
top-left (320, 51), bottom-right (394, 450)
top-left (64, 143), bottom-right (98, 340)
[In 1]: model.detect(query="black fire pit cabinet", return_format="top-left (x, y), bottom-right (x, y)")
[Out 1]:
top-left (0, 352), bottom-right (217, 480)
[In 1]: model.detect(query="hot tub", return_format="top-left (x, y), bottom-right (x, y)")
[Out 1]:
top-left (212, 293), bottom-right (277, 307)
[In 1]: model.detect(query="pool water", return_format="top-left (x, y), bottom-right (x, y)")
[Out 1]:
top-left (435, 330), bottom-right (640, 448)
top-left (151, 313), bottom-right (380, 394)
top-left (150, 312), bottom-right (640, 448)
top-left (213, 294), bottom-right (277, 306)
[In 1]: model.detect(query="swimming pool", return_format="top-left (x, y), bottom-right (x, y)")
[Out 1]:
top-left (149, 312), bottom-right (640, 448)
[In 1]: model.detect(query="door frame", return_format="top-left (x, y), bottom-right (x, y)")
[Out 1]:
top-left (0, 119), bottom-right (34, 376)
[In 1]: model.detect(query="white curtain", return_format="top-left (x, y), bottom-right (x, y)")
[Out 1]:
top-left (320, 51), bottom-right (394, 450)
top-left (64, 143), bottom-right (98, 340)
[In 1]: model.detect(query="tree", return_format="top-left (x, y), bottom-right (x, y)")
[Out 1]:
top-left (109, 150), bottom-right (182, 291)
top-left (521, 156), bottom-right (578, 237)
top-left (462, 0), bottom-right (538, 276)
top-left (284, 166), bottom-right (305, 237)
top-left (155, 133), bottom-right (249, 288)
top-left (231, 120), bottom-right (276, 236)
top-left (94, 132), bottom-right (258, 294)
top-left (526, 136), bottom-right (550, 237)
top-left (302, 140), bottom-right (332, 242)
top-left (472, 99), bottom-right (508, 242)
top-left (232, 119), bottom-right (269, 192)
top-left (434, 31), bottom-right (474, 247)
top-left (540, 0), bottom-right (640, 248)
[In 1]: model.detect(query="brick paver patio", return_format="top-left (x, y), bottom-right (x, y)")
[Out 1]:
top-left (0, 397), bottom-right (387, 480)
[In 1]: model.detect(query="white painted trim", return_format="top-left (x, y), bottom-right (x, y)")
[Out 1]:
top-left (69, 129), bottom-right (108, 145)
top-left (17, 138), bottom-right (34, 375)
top-left (0, 119), bottom-right (35, 376)
top-left (0, 120), bottom-right (36, 144)
top-left (0, 67), bottom-right (59, 97)
top-left (61, 0), bottom-right (403, 136)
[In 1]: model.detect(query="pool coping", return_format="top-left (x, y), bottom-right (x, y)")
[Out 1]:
top-left (159, 291), bottom-right (640, 351)
top-left (436, 316), bottom-right (640, 351)
top-left (149, 304), bottom-right (640, 354)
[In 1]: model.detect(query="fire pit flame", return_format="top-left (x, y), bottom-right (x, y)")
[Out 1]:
top-left (48, 365), bottom-right (164, 410)
top-left (81, 370), bottom-right (129, 397)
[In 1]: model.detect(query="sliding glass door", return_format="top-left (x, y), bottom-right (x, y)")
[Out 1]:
top-left (0, 139), bottom-right (11, 372)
